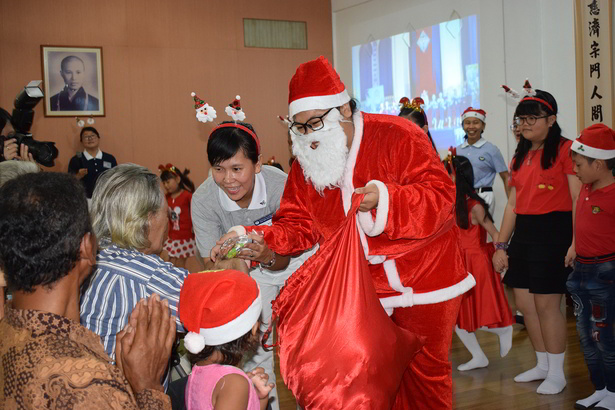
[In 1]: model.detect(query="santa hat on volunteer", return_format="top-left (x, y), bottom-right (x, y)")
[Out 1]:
top-left (225, 95), bottom-right (246, 122)
top-left (571, 123), bottom-right (615, 160)
top-left (178, 270), bottom-right (262, 354)
top-left (288, 56), bottom-right (350, 118)
top-left (461, 107), bottom-right (486, 123)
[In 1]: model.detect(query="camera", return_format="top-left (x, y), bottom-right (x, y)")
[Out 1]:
top-left (1, 81), bottom-right (58, 167)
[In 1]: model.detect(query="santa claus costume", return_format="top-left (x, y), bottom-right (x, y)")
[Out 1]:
top-left (233, 56), bottom-right (474, 409)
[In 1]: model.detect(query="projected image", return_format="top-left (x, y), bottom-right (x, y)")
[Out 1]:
top-left (351, 15), bottom-right (480, 149)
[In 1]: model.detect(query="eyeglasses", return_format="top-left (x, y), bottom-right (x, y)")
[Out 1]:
top-left (82, 134), bottom-right (99, 140)
top-left (514, 115), bottom-right (549, 126)
top-left (289, 108), bottom-right (334, 136)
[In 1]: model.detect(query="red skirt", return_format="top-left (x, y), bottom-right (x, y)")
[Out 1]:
top-left (457, 244), bottom-right (514, 332)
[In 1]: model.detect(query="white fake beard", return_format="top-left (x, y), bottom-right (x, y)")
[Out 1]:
top-left (291, 110), bottom-right (349, 195)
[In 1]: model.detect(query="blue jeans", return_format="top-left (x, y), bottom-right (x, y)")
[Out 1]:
top-left (567, 260), bottom-right (615, 391)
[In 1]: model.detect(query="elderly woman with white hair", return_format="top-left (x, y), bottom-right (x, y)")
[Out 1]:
top-left (79, 163), bottom-right (189, 372)
top-left (0, 160), bottom-right (40, 319)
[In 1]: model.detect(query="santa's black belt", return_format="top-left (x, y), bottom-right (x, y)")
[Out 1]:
top-left (476, 187), bottom-right (493, 193)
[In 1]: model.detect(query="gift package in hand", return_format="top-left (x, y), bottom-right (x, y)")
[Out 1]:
top-left (219, 235), bottom-right (254, 260)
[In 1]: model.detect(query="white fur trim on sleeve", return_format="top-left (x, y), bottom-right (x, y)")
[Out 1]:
top-left (357, 180), bottom-right (389, 237)
top-left (228, 226), bottom-right (247, 236)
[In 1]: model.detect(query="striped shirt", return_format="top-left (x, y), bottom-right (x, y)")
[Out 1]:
top-left (80, 244), bottom-right (189, 361)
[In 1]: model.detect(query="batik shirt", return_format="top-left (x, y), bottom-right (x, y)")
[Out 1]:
top-left (0, 307), bottom-right (170, 409)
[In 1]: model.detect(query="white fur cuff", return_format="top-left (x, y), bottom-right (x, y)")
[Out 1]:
top-left (357, 180), bottom-right (389, 237)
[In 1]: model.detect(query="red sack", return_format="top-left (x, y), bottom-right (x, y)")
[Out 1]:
top-left (269, 195), bottom-right (424, 409)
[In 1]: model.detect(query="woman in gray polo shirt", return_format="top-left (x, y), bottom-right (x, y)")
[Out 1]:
top-left (457, 107), bottom-right (510, 216)
top-left (191, 121), bottom-right (313, 410)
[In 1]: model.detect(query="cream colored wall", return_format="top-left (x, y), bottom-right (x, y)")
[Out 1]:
top-left (0, 0), bottom-right (333, 184)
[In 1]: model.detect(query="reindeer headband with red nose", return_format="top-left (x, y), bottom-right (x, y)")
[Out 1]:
top-left (159, 163), bottom-right (178, 175)
top-left (501, 79), bottom-right (554, 112)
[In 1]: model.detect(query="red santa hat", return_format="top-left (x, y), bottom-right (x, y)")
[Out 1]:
top-left (191, 92), bottom-right (207, 111)
top-left (178, 270), bottom-right (262, 354)
top-left (288, 56), bottom-right (350, 118)
top-left (461, 107), bottom-right (486, 123)
top-left (571, 123), bottom-right (615, 160)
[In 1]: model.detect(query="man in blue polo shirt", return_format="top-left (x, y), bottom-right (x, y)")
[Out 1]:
top-left (68, 127), bottom-right (117, 199)
top-left (457, 107), bottom-right (510, 215)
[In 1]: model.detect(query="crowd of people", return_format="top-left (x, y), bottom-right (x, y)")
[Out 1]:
top-left (0, 55), bottom-right (614, 410)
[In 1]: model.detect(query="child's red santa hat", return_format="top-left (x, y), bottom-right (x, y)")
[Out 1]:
top-left (288, 56), bottom-right (350, 118)
top-left (461, 107), bottom-right (486, 123)
top-left (571, 123), bottom-right (615, 160)
top-left (178, 270), bottom-right (262, 354)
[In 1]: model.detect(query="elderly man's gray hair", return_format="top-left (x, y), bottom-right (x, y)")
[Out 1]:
top-left (0, 161), bottom-right (40, 188)
top-left (91, 163), bottom-right (165, 250)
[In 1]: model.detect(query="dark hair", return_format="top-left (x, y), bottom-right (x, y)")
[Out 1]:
top-left (348, 98), bottom-right (360, 114)
top-left (207, 121), bottom-right (259, 166)
top-left (512, 90), bottom-right (561, 171)
top-left (187, 327), bottom-right (260, 367)
top-left (452, 155), bottom-right (492, 229)
top-left (399, 109), bottom-right (436, 151)
top-left (160, 167), bottom-right (195, 193)
top-left (266, 162), bottom-right (284, 172)
top-left (570, 151), bottom-right (615, 174)
top-left (0, 172), bottom-right (91, 292)
top-left (0, 108), bottom-right (9, 134)
top-left (80, 126), bottom-right (100, 142)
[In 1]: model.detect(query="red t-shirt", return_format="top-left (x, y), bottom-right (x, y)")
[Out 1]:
top-left (509, 140), bottom-right (574, 215)
top-left (166, 190), bottom-right (194, 240)
top-left (575, 182), bottom-right (615, 258)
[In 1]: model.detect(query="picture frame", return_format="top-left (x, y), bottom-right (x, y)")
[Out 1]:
top-left (41, 45), bottom-right (105, 117)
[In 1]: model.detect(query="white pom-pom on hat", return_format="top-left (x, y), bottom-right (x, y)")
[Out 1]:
top-left (191, 92), bottom-right (196, 97)
top-left (236, 95), bottom-right (240, 100)
top-left (184, 331), bottom-right (206, 354)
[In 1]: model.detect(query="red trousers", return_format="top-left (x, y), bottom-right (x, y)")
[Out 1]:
top-left (391, 295), bottom-right (463, 410)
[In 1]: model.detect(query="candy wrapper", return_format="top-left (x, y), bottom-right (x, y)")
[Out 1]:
top-left (220, 235), bottom-right (253, 260)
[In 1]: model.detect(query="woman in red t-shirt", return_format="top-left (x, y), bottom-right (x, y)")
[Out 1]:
top-left (492, 89), bottom-right (581, 395)
top-left (160, 164), bottom-right (196, 269)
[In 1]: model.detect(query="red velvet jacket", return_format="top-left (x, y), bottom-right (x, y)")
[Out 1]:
top-left (246, 112), bottom-right (473, 310)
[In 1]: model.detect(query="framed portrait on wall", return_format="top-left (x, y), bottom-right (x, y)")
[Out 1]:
top-left (41, 46), bottom-right (105, 117)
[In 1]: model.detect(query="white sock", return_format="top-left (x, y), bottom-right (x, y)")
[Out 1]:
top-left (537, 352), bottom-right (566, 394)
top-left (595, 390), bottom-right (615, 410)
top-left (455, 326), bottom-right (489, 371)
top-left (576, 388), bottom-right (607, 409)
top-left (482, 325), bottom-right (513, 357)
top-left (514, 351), bottom-right (548, 382)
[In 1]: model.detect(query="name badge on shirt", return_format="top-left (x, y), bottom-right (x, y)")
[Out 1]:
top-left (254, 212), bottom-right (274, 226)
top-left (103, 161), bottom-right (112, 169)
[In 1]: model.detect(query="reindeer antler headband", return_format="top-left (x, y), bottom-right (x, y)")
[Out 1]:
top-left (159, 163), bottom-right (178, 175)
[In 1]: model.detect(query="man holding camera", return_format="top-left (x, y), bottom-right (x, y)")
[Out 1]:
top-left (68, 126), bottom-right (117, 199)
